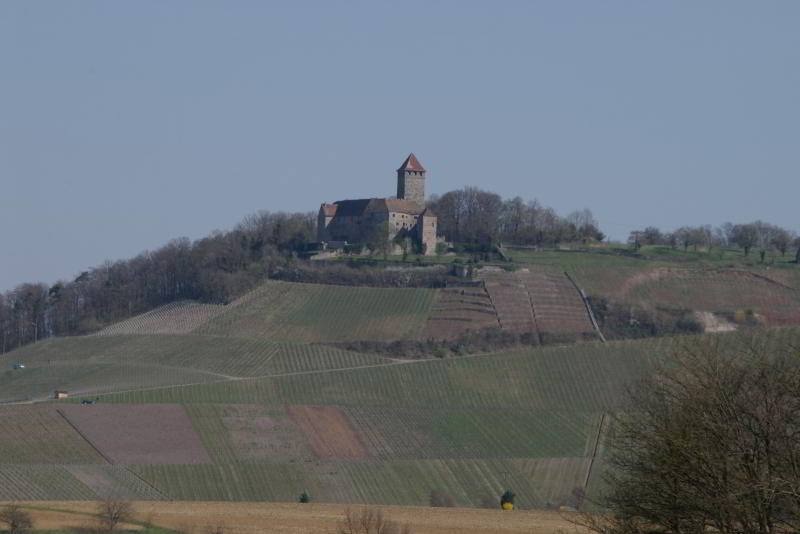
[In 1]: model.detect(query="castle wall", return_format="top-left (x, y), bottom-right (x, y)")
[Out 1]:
top-left (420, 216), bottom-right (437, 255)
top-left (317, 211), bottom-right (332, 241)
top-left (326, 212), bottom-right (389, 243)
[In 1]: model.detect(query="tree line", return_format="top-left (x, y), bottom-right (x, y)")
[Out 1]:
top-left (428, 187), bottom-right (605, 247)
top-left (629, 221), bottom-right (800, 262)
top-left (1, 187), bottom-right (599, 354)
top-left (0, 211), bottom-right (315, 353)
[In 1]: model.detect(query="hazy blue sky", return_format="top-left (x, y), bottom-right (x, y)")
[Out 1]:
top-left (2, 1), bottom-right (798, 291)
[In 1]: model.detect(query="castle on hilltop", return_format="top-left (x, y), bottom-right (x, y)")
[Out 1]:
top-left (317, 154), bottom-right (438, 255)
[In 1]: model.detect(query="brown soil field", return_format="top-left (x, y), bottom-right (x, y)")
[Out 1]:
top-left (59, 404), bottom-right (211, 464)
top-left (423, 287), bottom-right (500, 339)
top-left (10, 501), bottom-right (587, 534)
top-left (222, 404), bottom-right (313, 461)
top-left (287, 405), bottom-right (371, 460)
top-left (4, 506), bottom-right (142, 531)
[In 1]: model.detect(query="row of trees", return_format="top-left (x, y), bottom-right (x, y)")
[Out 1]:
top-left (629, 221), bottom-right (800, 260)
top-left (0, 211), bottom-right (315, 353)
top-left (429, 187), bottom-right (604, 247)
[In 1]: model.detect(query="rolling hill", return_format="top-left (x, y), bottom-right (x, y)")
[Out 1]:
top-left (2, 256), bottom-right (800, 509)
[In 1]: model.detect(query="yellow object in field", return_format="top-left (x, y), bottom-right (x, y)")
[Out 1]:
top-left (502, 502), bottom-right (513, 510)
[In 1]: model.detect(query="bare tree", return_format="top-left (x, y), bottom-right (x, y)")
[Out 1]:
top-left (586, 337), bottom-right (800, 534)
top-left (730, 223), bottom-right (759, 256)
top-left (0, 504), bottom-right (33, 534)
top-left (770, 228), bottom-right (793, 257)
top-left (95, 498), bottom-right (133, 533)
top-left (336, 508), bottom-right (412, 534)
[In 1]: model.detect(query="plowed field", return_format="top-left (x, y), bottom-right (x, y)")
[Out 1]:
top-left (288, 405), bottom-right (371, 459)
top-left (59, 404), bottom-right (211, 464)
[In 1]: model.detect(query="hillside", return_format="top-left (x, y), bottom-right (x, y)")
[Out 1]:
top-left (2, 253), bottom-right (800, 509)
top-left (5, 323), bottom-right (799, 506)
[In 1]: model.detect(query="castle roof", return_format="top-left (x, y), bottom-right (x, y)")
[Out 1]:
top-left (324, 197), bottom-right (427, 217)
top-left (382, 198), bottom-right (426, 215)
top-left (397, 153), bottom-right (425, 172)
top-left (330, 199), bottom-right (373, 217)
top-left (420, 207), bottom-right (437, 217)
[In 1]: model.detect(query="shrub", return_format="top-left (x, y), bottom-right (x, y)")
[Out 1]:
top-left (429, 489), bottom-right (455, 507)
top-left (299, 490), bottom-right (310, 503)
top-left (0, 504), bottom-right (33, 534)
top-left (500, 490), bottom-right (515, 510)
top-left (432, 347), bottom-right (449, 359)
top-left (336, 508), bottom-right (412, 534)
top-left (95, 498), bottom-right (132, 533)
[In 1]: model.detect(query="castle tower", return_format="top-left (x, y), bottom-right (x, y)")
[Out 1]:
top-left (396, 153), bottom-right (426, 204)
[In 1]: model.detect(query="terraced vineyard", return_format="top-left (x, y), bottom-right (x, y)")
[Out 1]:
top-left (423, 284), bottom-right (500, 339)
top-left (516, 270), bottom-right (595, 337)
top-left (477, 269), bottom-right (596, 339)
top-left (480, 271), bottom-right (537, 333)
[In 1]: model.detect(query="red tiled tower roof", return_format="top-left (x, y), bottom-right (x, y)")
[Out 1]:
top-left (397, 153), bottom-right (425, 172)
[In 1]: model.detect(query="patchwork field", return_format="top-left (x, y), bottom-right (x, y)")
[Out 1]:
top-left (3, 326), bottom-right (799, 505)
top-left (3, 263), bottom-right (800, 510)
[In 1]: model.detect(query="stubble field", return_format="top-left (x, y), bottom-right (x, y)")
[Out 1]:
top-left (7, 501), bottom-right (588, 534)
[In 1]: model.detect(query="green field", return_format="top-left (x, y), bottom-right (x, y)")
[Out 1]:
top-left (196, 280), bottom-right (436, 342)
top-left (0, 333), bottom-right (394, 401)
top-left (130, 457), bottom-right (593, 508)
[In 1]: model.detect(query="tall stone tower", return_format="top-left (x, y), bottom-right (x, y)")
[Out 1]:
top-left (396, 153), bottom-right (426, 204)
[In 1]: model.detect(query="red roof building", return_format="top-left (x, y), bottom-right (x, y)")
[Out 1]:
top-left (317, 154), bottom-right (438, 255)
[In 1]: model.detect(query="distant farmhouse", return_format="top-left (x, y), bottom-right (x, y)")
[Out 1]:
top-left (317, 154), bottom-right (438, 255)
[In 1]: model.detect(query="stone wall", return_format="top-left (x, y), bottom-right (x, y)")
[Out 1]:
top-left (397, 170), bottom-right (426, 203)
top-left (420, 215), bottom-right (437, 255)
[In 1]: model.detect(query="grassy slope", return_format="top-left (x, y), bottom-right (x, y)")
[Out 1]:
top-left (0, 334), bottom-right (394, 401)
top-left (196, 280), bottom-right (436, 342)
